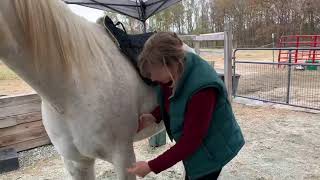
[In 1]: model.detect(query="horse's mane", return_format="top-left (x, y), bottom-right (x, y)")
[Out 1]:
top-left (13, 0), bottom-right (116, 74)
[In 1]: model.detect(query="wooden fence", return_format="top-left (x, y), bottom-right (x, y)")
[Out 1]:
top-left (179, 32), bottom-right (225, 54)
top-left (0, 94), bottom-right (50, 152)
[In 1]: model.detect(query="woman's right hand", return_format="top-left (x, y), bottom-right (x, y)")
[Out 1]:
top-left (137, 113), bottom-right (157, 132)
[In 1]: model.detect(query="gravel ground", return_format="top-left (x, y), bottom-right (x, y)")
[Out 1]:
top-left (1, 102), bottom-right (320, 180)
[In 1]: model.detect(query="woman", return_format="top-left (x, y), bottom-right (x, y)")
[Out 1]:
top-left (127, 32), bottom-right (245, 180)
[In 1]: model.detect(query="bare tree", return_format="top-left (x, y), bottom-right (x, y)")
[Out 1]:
top-left (100, 0), bottom-right (320, 46)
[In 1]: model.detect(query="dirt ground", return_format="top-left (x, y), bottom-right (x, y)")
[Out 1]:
top-left (0, 64), bottom-right (35, 96)
top-left (1, 51), bottom-right (320, 179)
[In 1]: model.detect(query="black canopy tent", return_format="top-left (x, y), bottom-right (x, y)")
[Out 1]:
top-left (63, 0), bottom-right (182, 32)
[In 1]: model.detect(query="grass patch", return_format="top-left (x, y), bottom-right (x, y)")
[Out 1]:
top-left (0, 63), bottom-right (19, 80)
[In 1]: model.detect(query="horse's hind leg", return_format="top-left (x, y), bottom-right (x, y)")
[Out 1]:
top-left (112, 143), bottom-right (136, 180)
top-left (64, 157), bottom-right (95, 180)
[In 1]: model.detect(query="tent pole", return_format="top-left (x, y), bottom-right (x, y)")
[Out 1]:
top-left (142, 20), bottom-right (147, 33)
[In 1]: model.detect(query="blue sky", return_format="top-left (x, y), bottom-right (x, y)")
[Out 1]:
top-left (68, 5), bottom-right (104, 22)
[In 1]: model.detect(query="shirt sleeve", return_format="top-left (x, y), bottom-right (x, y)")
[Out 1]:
top-left (148, 88), bottom-right (218, 173)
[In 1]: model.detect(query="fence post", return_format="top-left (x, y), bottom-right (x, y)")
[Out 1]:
top-left (272, 33), bottom-right (275, 63)
top-left (286, 50), bottom-right (292, 104)
top-left (148, 130), bottom-right (167, 147)
top-left (194, 40), bottom-right (200, 55)
top-left (233, 50), bottom-right (237, 96)
top-left (224, 16), bottom-right (233, 101)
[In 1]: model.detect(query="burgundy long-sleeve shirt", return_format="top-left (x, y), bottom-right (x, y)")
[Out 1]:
top-left (148, 84), bottom-right (218, 174)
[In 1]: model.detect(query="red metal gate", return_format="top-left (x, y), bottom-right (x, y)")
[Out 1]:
top-left (278, 35), bottom-right (320, 63)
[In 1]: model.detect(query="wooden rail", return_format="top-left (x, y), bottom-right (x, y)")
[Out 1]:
top-left (179, 32), bottom-right (224, 54)
top-left (0, 94), bottom-right (50, 152)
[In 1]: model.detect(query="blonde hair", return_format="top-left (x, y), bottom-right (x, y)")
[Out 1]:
top-left (138, 32), bottom-right (185, 86)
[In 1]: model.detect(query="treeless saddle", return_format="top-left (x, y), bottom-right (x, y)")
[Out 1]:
top-left (103, 15), bottom-right (156, 86)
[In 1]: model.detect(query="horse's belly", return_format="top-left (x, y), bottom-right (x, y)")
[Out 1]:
top-left (41, 84), bottom-right (157, 161)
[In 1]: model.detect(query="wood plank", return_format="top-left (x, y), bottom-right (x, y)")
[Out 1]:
top-left (0, 124), bottom-right (48, 147)
top-left (16, 111), bottom-right (42, 124)
top-left (0, 119), bottom-right (17, 129)
top-left (195, 32), bottom-right (225, 41)
top-left (0, 120), bottom-right (44, 137)
top-left (0, 94), bottom-right (40, 108)
top-left (15, 135), bottom-right (51, 152)
top-left (0, 135), bottom-right (51, 152)
top-left (179, 35), bottom-right (196, 41)
top-left (0, 94), bottom-right (49, 152)
top-left (180, 33), bottom-right (225, 41)
top-left (0, 111), bottom-right (42, 129)
top-left (0, 101), bottom-right (41, 118)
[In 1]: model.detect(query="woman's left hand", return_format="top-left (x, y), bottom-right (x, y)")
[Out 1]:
top-left (127, 161), bottom-right (151, 178)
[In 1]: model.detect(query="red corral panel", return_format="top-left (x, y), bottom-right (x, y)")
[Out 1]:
top-left (278, 35), bottom-right (320, 63)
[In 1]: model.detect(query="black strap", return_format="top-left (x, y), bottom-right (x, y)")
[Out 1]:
top-left (115, 21), bottom-right (127, 34)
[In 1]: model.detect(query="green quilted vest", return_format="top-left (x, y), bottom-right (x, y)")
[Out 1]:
top-left (156, 52), bottom-right (245, 179)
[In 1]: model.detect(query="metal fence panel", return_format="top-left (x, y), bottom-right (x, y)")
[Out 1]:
top-left (233, 48), bottom-right (320, 110)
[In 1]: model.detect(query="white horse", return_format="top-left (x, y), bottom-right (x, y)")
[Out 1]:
top-left (0, 0), bottom-right (166, 179)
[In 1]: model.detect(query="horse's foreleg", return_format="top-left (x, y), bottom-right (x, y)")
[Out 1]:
top-left (112, 143), bottom-right (136, 180)
top-left (63, 157), bottom-right (95, 180)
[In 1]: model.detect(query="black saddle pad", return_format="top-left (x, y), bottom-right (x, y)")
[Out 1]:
top-left (103, 16), bottom-right (156, 86)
